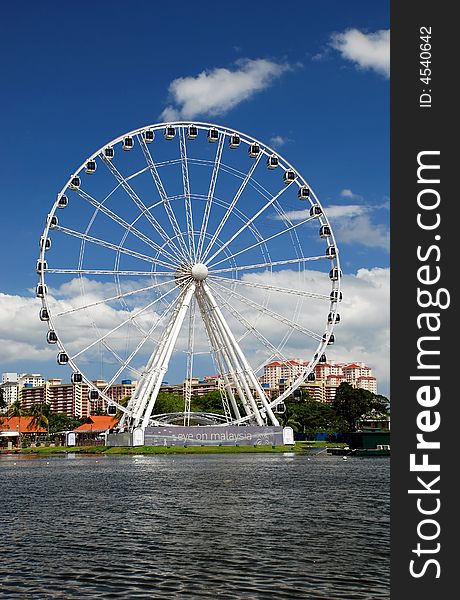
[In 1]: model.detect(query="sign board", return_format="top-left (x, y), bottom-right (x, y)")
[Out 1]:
top-left (66, 432), bottom-right (76, 446)
top-left (144, 425), bottom-right (286, 447)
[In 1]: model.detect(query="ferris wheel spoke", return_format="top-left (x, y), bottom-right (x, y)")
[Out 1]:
top-left (200, 152), bottom-right (263, 262)
top-left (209, 255), bottom-right (327, 275)
top-left (183, 296), bottom-right (196, 425)
top-left (45, 268), bottom-right (176, 276)
top-left (209, 278), bottom-right (322, 342)
top-left (194, 288), bottom-right (241, 421)
top-left (53, 225), bottom-right (177, 271)
top-left (196, 286), bottom-right (262, 423)
top-left (74, 187), bottom-right (182, 266)
top-left (209, 274), bottom-right (331, 301)
top-left (179, 128), bottom-right (196, 261)
top-left (196, 133), bottom-right (225, 259)
top-left (210, 285), bottom-right (302, 380)
top-left (208, 214), bottom-right (319, 269)
top-left (205, 181), bottom-right (294, 265)
top-left (102, 293), bottom-right (183, 394)
top-left (138, 135), bottom-right (191, 262)
top-left (102, 158), bottom-right (186, 259)
top-left (53, 279), bottom-right (176, 318)
top-left (70, 285), bottom-right (180, 361)
top-left (201, 282), bottom-right (279, 426)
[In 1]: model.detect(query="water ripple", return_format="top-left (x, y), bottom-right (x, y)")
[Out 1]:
top-left (0, 453), bottom-right (389, 599)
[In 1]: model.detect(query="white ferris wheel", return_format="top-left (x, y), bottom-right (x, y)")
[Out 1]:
top-left (37, 122), bottom-right (342, 431)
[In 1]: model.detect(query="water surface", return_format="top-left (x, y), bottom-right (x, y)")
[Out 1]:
top-left (0, 452), bottom-right (389, 599)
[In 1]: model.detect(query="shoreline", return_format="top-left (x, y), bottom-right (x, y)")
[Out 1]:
top-left (1, 441), bottom-right (344, 456)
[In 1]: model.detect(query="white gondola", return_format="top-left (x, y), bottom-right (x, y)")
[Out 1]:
top-left (274, 402), bottom-right (286, 414)
top-left (88, 389), bottom-right (99, 400)
top-left (103, 146), bottom-right (114, 161)
top-left (328, 312), bottom-right (341, 324)
top-left (48, 214), bottom-right (58, 228)
top-left (309, 205), bottom-right (322, 217)
top-left (248, 142), bottom-right (260, 157)
top-left (319, 225), bottom-right (331, 238)
top-left (229, 134), bottom-right (240, 148)
top-left (187, 125), bottom-right (198, 140)
top-left (307, 372), bottom-right (316, 381)
top-left (143, 129), bottom-right (155, 143)
top-left (322, 333), bottom-right (335, 345)
top-left (314, 353), bottom-right (327, 363)
top-left (36, 259), bottom-right (47, 274)
top-left (47, 330), bottom-right (57, 344)
top-left (58, 195), bottom-right (68, 208)
top-left (266, 154), bottom-right (279, 169)
top-left (39, 307), bottom-right (50, 321)
top-left (329, 267), bottom-right (341, 281)
top-left (298, 186), bottom-right (310, 200)
top-left (283, 169), bottom-right (296, 184)
top-left (69, 176), bottom-right (80, 190)
top-left (71, 372), bottom-right (83, 383)
top-left (57, 352), bottom-right (69, 365)
top-left (107, 404), bottom-right (117, 416)
top-left (326, 245), bottom-right (337, 259)
top-left (330, 290), bottom-right (343, 302)
top-left (36, 284), bottom-right (47, 298)
top-left (40, 237), bottom-right (51, 251)
top-left (85, 160), bottom-right (97, 174)
top-left (164, 125), bottom-right (176, 140)
top-left (122, 136), bottom-right (134, 151)
top-left (207, 127), bottom-right (219, 142)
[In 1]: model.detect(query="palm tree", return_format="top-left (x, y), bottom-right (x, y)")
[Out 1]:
top-left (8, 399), bottom-right (25, 446)
top-left (27, 402), bottom-right (50, 440)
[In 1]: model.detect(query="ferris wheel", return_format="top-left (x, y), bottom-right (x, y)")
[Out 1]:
top-left (37, 122), bottom-right (342, 430)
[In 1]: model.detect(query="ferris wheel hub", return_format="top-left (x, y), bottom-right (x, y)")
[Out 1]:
top-left (191, 263), bottom-right (209, 281)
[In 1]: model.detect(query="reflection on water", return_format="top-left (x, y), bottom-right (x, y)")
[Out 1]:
top-left (0, 453), bottom-right (389, 599)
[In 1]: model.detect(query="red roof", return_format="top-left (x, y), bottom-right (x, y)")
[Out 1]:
top-left (0, 417), bottom-right (47, 434)
top-left (345, 363), bottom-right (369, 369)
top-left (73, 415), bottom-right (119, 432)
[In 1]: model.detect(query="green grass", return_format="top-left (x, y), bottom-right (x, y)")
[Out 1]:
top-left (10, 440), bottom-right (347, 456)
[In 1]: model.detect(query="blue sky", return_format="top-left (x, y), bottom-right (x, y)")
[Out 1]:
top-left (1, 0), bottom-right (390, 395)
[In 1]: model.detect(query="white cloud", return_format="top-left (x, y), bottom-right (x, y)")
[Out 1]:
top-left (331, 28), bottom-right (390, 78)
top-left (333, 214), bottom-right (389, 250)
top-left (0, 267), bottom-right (390, 397)
top-left (210, 266), bottom-right (390, 397)
top-left (270, 135), bottom-right (290, 148)
top-left (340, 188), bottom-right (362, 200)
top-left (160, 58), bottom-right (291, 120)
top-left (278, 202), bottom-right (389, 251)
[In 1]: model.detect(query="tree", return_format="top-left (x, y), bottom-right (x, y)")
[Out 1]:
top-left (281, 397), bottom-right (341, 436)
top-left (332, 383), bottom-right (389, 432)
top-left (154, 391), bottom-right (185, 415)
top-left (8, 399), bottom-right (25, 445)
top-left (48, 413), bottom-right (85, 435)
top-left (27, 402), bottom-right (50, 434)
top-left (194, 390), bottom-right (226, 414)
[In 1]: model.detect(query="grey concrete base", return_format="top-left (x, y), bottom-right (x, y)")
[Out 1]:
top-left (106, 426), bottom-right (294, 447)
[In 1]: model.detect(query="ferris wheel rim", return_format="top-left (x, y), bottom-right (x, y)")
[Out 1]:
top-left (38, 120), bottom-right (342, 422)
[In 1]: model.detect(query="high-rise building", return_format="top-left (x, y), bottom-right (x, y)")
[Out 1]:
top-left (18, 378), bottom-right (137, 418)
top-left (262, 359), bottom-right (377, 402)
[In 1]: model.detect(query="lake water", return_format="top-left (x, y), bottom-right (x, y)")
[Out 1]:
top-left (0, 452), bottom-right (389, 599)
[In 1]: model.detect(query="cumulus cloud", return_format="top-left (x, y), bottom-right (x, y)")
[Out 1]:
top-left (270, 135), bottom-right (290, 149)
top-left (210, 266), bottom-right (390, 397)
top-left (160, 58), bottom-right (292, 120)
top-left (0, 267), bottom-right (390, 397)
top-left (279, 202), bottom-right (389, 251)
top-left (331, 28), bottom-right (390, 78)
top-left (340, 188), bottom-right (362, 200)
